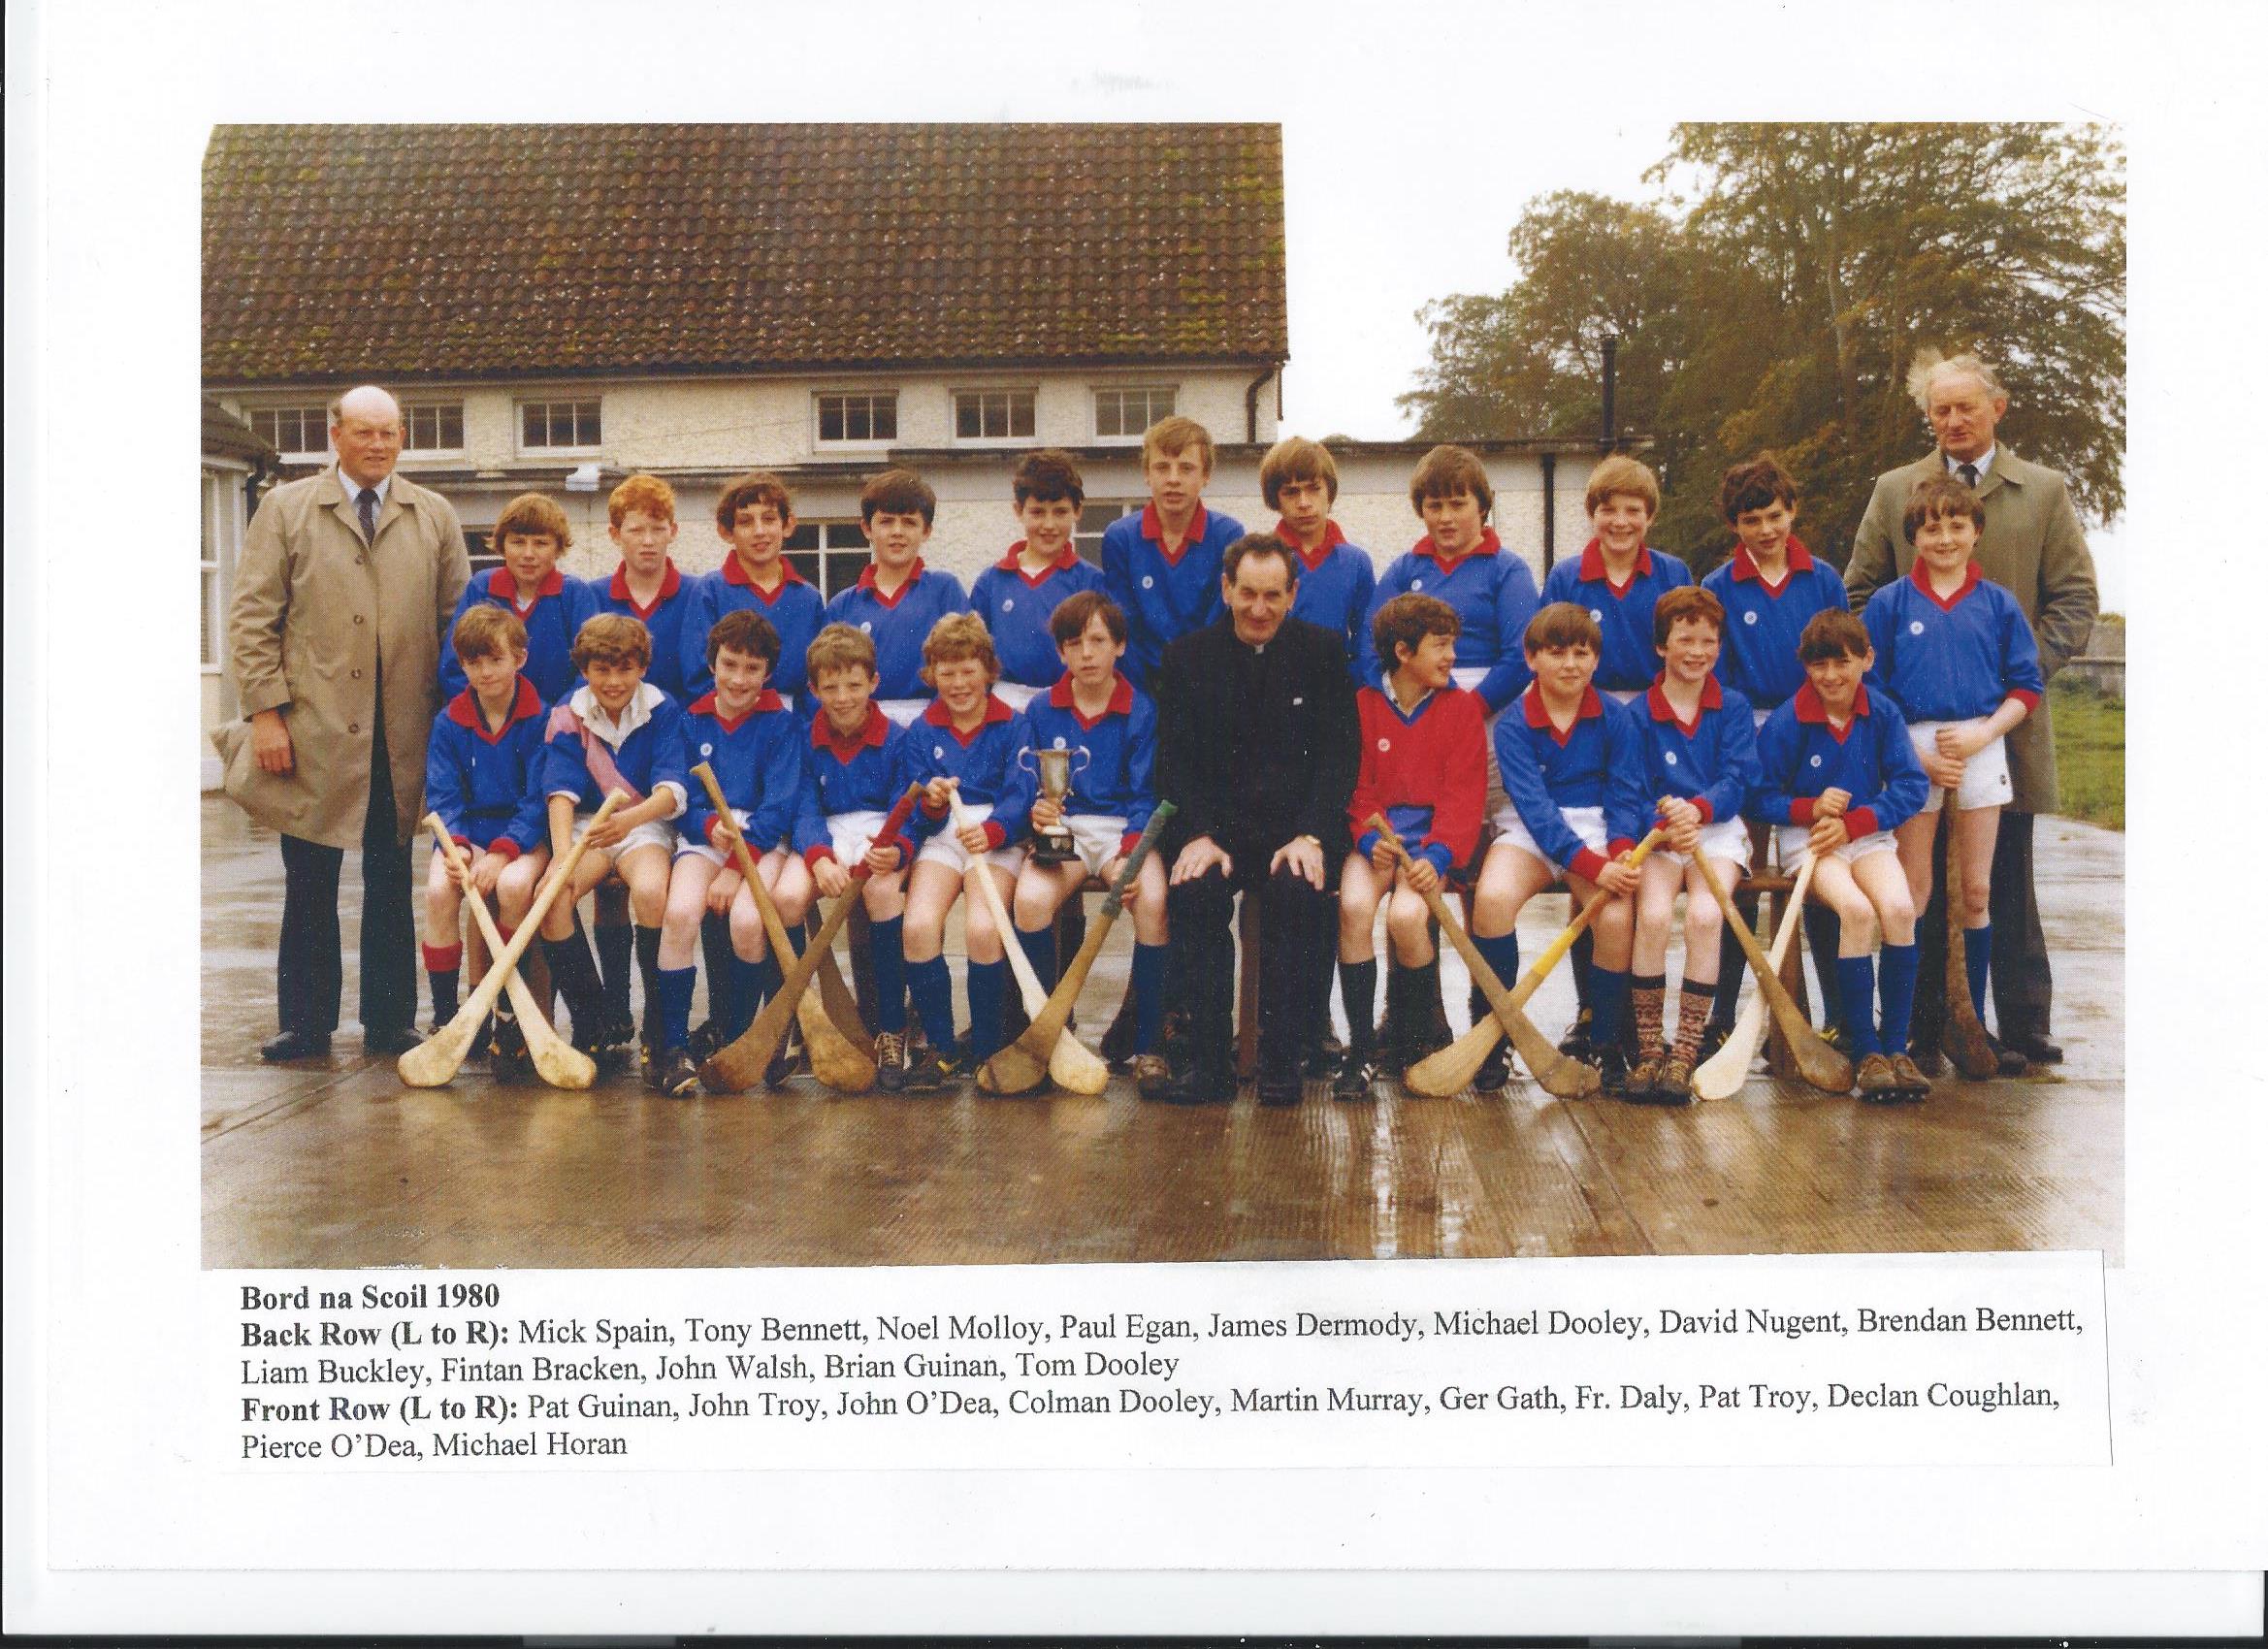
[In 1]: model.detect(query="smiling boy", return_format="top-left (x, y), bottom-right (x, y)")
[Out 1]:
top-left (1263, 436), bottom-right (1375, 674)
top-left (682, 470), bottom-right (826, 706)
top-left (587, 475), bottom-right (696, 702)
top-left (439, 493), bottom-right (600, 702)
top-left (1102, 415), bottom-right (1247, 691)
top-left (967, 448), bottom-right (1107, 711)
top-left (825, 469), bottom-right (970, 723)
top-left (1540, 455), bottom-right (1694, 701)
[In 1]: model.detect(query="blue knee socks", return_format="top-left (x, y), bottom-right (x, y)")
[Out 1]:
top-left (656, 965), bottom-right (697, 1051)
top-left (1835, 954), bottom-right (1880, 1057)
top-left (1021, 924), bottom-right (1057, 992)
top-left (1589, 964), bottom-right (1630, 1050)
top-left (1877, 941), bottom-right (1919, 1057)
top-left (1474, 930), bottom-right (1520, 989)
top-left (727, 954), bottom-right (768, 1039)
top-left (1963, 922), bottom-right (1992, 1022)
top-left (1132, 942), bottom-right (1168, 1052)
top-left (868, 916), bottom-right (907, 1035)
top-left (908, 955), bottom-right (955, 1049)
top-left (966, 958), bottom-right (1008, 1060)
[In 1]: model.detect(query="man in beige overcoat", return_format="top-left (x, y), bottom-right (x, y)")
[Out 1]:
top-left (217, 385), bottom-right (470, 1058)
top-left (1846, 351), bottom-right (2099, 1067)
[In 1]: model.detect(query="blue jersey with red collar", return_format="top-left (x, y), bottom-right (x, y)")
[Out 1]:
top-left (1636, 674), bottom-right (1760, 827)
top-left (439, 567), bottom-right (601, 703)
top-left (1700, 538), bottom-right (1849, 711)
top-left (424, 675), bottom-right (550, 858)
top-left (1102, 501), bottom-right (1247, 689)
top-left (589, 560), bottom-right (696, 701)
top-left (1013, 672), bottom-right (1158, 855)
top-left (1540, 541), bottom-right (1695, 693)
top-left (681, 556), bottom-right (826, 704)
top-left (904, 695), bottom-right (1035, 851)
top-left (967, 544), bottom-right (1108, 689)
top-left (792, 704), bottom-right (922, 869)
top-left (1493, 685), bottom-right (1650, 883)
top-left (1752, 683), bottom-right (1930, 841)
top-left (822, 561), bottom-right (970, 701)
top-left (1348, 681), bottom-right (1487, 877)
top-left (1360, 531), bottom-right (1540, 711)
top-left (680, 689), bottom-right (806, 855)
top-left (538, 682), bottom-right (691, 821)
top-left (1281, 521), bottom-right (1377, 675)
top-left (1861, 563), bottom-right (2046, 725)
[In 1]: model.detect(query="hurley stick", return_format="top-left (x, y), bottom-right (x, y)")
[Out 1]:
top-left (701, 785), bottom-right (922, 1093)
top-left (1367, 816), bottom-right (1596, 1100)
top-left (1693, 852), bottom-right (1818, 1102)
top-left (692, 763), bottom-right (876, 1090)
top-left (1938, 798), bottom-right (1999, 1080)
top-left (1689, 842), bottom-right (1854, 1094)
top-left (945, 787), bottom-right (1109, 1093)
top-left (425, 821), bottom-right (595, 1089)
top-left (1406, 829), bottom-right (1667, 1097)
top-left (400, 791), bottom-right (625, 1088)
top-left (979, 802), bottom-right (1176, 1095)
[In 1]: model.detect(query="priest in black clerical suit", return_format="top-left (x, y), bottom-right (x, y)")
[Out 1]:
top-left (1152, 533), bottom-right (1360, 1106)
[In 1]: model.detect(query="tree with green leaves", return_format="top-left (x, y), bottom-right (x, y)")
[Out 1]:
top-left (1401, 124), bottom-right (2124, 571)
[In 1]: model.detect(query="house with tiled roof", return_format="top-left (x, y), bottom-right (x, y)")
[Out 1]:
top-left (200, 122), bottom-right (1605, 775)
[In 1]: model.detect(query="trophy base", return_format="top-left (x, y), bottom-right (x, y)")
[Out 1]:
top-left (1029, 834), bottom-right (1080, 866)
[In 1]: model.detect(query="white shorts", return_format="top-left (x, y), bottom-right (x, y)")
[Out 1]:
top-left (674, 808), bottom-right (791, 868)
top-left (915, 800), bottom-right (1028, 876)
top-left (1656, 817), bottom-right (1754, 872)
top-left (1908, 721), bottom-right (2013, 813)
top-left (567, 811), bottom-right (677, 861)
top-left (826, 808), bottom-right (893, 872)
top-left (1041, 813), bottom-right (1131, 879)
top-left (1489, 802), bottom-right (1607, 875)
top-left (878, 696), bottom-right (929, 728)
top-left (992, 680), bottom-right (1043, 714)
top-left (1776, 824), bottom-right (1899, 869)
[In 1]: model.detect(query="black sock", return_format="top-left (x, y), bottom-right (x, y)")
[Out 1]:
top-left (598, 918), bottom-right (633, 1020)
top-left (429, 969), bottom-right (459, 1024)
top-left (1340, 958), bottom-right (1378, 1060)
top-left (542, 931), bottom-right (604, 1041)
top-left (634, 925), bottom-right (664, 1051)
top-left (1710, 921), bottom-right (1746, 1029)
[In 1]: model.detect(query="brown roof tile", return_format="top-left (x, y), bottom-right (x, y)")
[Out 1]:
top-left (203, 124), bottom-right (1287, 384)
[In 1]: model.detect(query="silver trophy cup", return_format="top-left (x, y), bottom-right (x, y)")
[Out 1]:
top-left (1021, 744), bottom-right (1091, 864)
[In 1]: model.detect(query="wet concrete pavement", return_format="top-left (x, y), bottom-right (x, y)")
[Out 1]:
top-left (202, 797), bottom-right (2123, 1269)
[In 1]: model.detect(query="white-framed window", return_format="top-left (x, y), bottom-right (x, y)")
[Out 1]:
top-left (403, 401), bottom-right (466, 454)
top-left (518, 399), bottom-right (601, 452)
top-left (201, 469), bottom-right (231, 669)
top-left (463, 528), bottom-right (502, 581)
top-left (815, 391), bottom-right (898, 446)
top-left (247, 405), bottom-right (330, 461)
top-left (1094, 385), bottom-right (1176, 441)
top-left (1076, 501), bottom-right (1141, 567)
top-left (785, 521), bottom-right (872, 599)
top-left (954, 387), bottom-right (1036, 442)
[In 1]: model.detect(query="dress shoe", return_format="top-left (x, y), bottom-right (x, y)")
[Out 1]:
top-left (1255, 1073), bottom-right (1305, 1108)
top-left (260, 1028), bottom-right (331, 1062)
top-left (2003, 1029), bottom-right (2063, 1065)
top-left (1149, 1064), bottom-right (1236, 1106)
top-left (1983, 1033), bottom-right (2030, 1079)
top-left (362, 1024), bottom-right (426, 1056)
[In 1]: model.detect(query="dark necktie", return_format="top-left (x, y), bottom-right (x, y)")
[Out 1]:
top-left (358, 486), bottom-right (379, 542)
top-left (1957, 462), bottom-right (1979, 490)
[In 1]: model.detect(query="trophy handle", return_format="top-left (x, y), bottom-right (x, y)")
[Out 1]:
top-left (1015, 745), bottom-right (1041, 775)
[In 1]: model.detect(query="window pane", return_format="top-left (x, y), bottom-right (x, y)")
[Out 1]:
top-left (873, 396), bottom-right (896, 441)
top-left (576, 402), bottom-right (600, 445)
top-left (1010, 391), bottom-right (1034, 437)
top-left (523, 404), bottom-right (543, 447)
top-left (824, 547), bottom-right (868, 599)
top-left (819, 399), bottom-right (844, 442)
top-left (441, 404), bottom-right (463, 447)
top-left (956, 396), bottom-right (981, 439)
top-left (785, 550), bottom-right (824, 591)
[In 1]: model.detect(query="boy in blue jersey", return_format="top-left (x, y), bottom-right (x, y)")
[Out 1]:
top-left (1006, 592), bottom-right (1170, 1089)
top-left (1263, 436), bottom-right (1375, 674)
top-left (1336, 594), bottom-right (1487, 1098)
top-left (968, 448), bottom-right (1107, 712)
top-left (898, 614), bottom-right (1033, 1090)
top-left (1699, 457), bottom-right (1855, 1049)
top-left (649, 611), bottom-right (812, 1098)
top-left (535, 615), bottom-right (692, 1076)
top-left (1864, 475), bottom-right (2044, 1068)
top-left (1102, 415), bottom-right (1247, 691)
top-left (591, 475), bottom-right (696, 700)
top-left (1471, 603), bottom-right (1651, 1093)
top-left (439, 492), bottom-right (600, 703)
top-left (421, 604), bottom-right (552, 1068)
top-left (825, 469), bottom-right (969, 723)
top-left (1754, 609), bottom-right (1932, 1101)
top-left (794, 624), bottom-right (919, 1090)
top-left (682, 470), bottom-right (825, 706)
top-left (1540, 455), bottom-right (1694, 700)
top-left (1626, 588), bottom-right (1760, 1104)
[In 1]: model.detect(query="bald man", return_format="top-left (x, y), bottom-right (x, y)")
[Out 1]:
top-left (219, 386), bottom-right (470, 1059)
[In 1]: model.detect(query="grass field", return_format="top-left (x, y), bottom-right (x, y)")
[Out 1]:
top-left (2050, 675), bottom-right (2124, 830)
